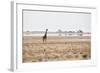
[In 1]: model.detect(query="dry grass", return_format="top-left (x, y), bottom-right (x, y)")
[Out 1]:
top-left (22, 36), bottom-right (91, 63)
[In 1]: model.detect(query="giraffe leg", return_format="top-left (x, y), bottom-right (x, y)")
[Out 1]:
top-left (43, 38), bottom-right (45, 43)
top-left (45, 39), bottom-right (46, 43)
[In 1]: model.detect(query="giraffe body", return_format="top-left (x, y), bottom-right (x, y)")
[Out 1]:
top-left (43, 29), bottom-right (48, 43)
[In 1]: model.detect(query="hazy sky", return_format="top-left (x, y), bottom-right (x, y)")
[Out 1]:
top-left (23, 10), bottom-right (91, 32)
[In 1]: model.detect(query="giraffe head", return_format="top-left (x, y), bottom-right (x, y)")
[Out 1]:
top-left (46, 29), bottom-right (48, 31)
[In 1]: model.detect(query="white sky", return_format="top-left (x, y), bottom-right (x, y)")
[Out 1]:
top-left (23, 10), bottom-right (91, 32)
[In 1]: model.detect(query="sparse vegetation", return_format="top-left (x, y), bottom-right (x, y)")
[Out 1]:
top-left (22, 36), bottom-right (91, 63)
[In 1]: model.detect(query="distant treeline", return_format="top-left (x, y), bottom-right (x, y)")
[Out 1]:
top-left (24, 30), bottom-right (90, 34)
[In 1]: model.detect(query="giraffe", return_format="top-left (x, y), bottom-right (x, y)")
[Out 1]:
top-left (43, 29), bottom-right (48, 43)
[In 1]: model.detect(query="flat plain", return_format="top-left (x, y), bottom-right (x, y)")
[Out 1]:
top-left (22, 36), bottom-right (91, 63)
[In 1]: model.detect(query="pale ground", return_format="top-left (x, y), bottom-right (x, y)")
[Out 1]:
top-left (22, 36), bottom-right (91, 63)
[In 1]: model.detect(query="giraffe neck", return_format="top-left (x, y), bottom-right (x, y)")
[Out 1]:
top-left (44, 30), bottom-right (47, 36)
